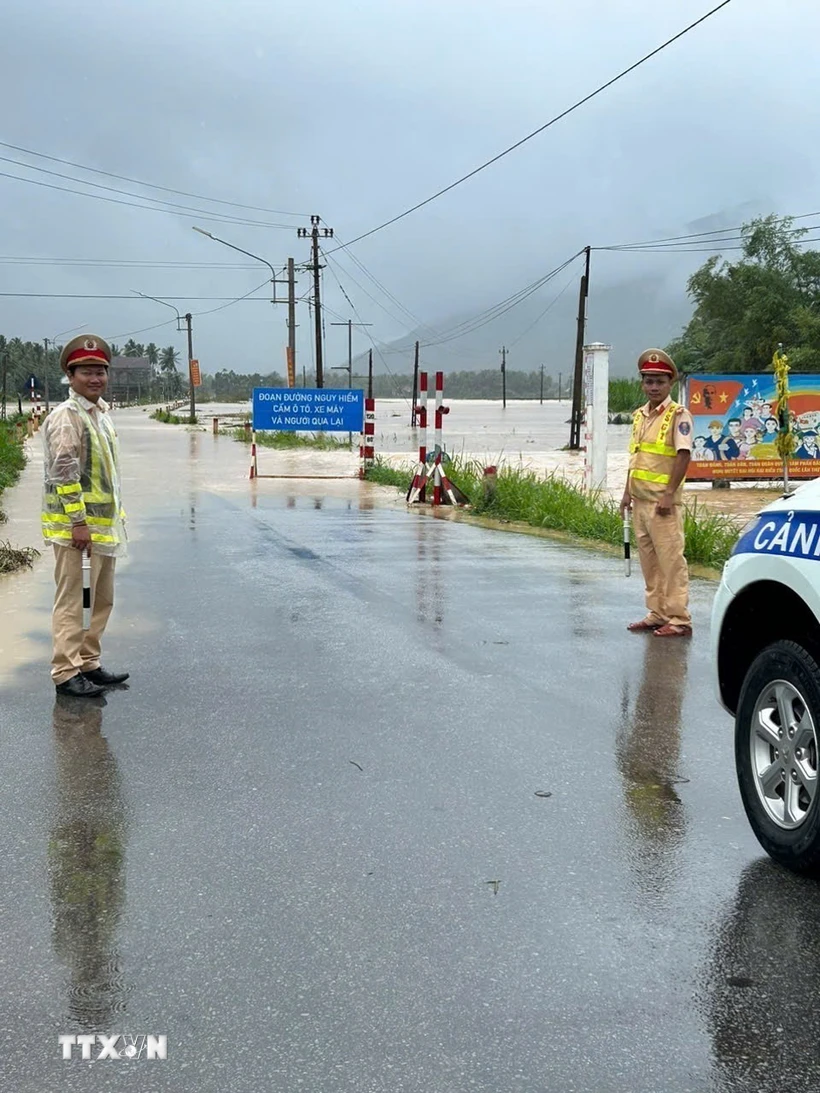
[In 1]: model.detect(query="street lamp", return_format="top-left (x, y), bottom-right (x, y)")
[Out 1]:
top-left (191, 225), bottom-right (278, 299)
top-left (132, 290), bottom-right (195, 420)
top-left (192, 226), bottom-right (291, 379)
top-left (44, 323), bottom-right (88, 410)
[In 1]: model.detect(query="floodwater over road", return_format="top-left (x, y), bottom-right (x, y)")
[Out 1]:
top-left (1, 407), bottom-right (818, 1092)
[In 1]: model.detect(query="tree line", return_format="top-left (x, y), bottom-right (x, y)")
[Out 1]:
top-left (0, 336), bottom-right (184, 403)
top-left (667, 215), bottom-right (820, 373)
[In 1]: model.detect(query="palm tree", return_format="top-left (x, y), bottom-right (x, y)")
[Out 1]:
top-left (159, 346), bottom-right (180, 373)
top-left (145, 343), bottom-right (159, 370)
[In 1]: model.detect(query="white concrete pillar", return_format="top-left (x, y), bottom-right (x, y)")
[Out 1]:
top-left (583, 342), bottom-right (610, 492)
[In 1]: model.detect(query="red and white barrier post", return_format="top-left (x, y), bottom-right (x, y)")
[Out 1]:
top-left (407, 372), bottom-right (429, 502)
top-left (359, 397), bottom-right (376, 478)
top-left (249, 430), bottom-right (258, 480)
top-left (407, 371), bottom-right (466, 506)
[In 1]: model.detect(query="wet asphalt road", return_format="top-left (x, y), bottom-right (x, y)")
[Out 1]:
top-left (3, 416), bottom-right (820, 1091)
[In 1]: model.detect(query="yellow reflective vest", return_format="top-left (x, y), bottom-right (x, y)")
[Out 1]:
top-left (41, 393), bottom-right (126, 556)
top-left (628, 400), bottom-right (686, 503)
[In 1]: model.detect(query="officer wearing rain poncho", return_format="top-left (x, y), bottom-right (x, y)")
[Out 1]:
top-left (41, 335), bottom-right (129, 697)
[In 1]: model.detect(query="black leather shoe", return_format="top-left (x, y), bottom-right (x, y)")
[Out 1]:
top-left (83, 666), bottom-right (130, 686)
top-left (56, 674), bottom-right (106, 698)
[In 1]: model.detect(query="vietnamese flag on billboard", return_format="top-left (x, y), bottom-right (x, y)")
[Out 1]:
top-left (686, 377), bottom-right (745, 415)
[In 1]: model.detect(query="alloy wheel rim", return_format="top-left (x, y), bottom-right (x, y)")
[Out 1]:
top-left (750, 678), bottom-right (819, 829)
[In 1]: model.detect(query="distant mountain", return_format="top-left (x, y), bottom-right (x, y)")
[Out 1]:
top-left (344, 272), bottom-right (692, 379)
top-left (341, 201), bottom-right (776, 380)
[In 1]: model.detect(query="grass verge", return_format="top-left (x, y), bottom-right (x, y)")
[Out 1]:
top-left (234, 430), bottom-right (350, 450)
top-left (151, 408), bottom-right (198, 425)
top-left (0, 419), bottom-right (40, 574)
top-left (365, 457), bottom-right (740, 571)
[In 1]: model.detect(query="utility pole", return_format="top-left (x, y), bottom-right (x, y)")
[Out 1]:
top-left (331, 319), bottom-right (372, 447)
top-left (411, 340), bottom-right (420, 427)
top-left (368, 349), bottom-right (373, 399)
top-left (42, 339), bottom-right (52, 412)
top-left (185, 313), bottom-right (195, 421)
top-left (569, 246), bottom-right (591, 449)
top-left (540, 363), bottom-right (545, 405)
top-left (330, 319), bottom-right (372, 389)
top-left (558, 372), bottom-right (562, 402)
top-left (298, 215), bottom-right (334, 388)
top-left (287, 257), bottom-right (297, 386)
top-left (500, 346), bottom-right (507, 409)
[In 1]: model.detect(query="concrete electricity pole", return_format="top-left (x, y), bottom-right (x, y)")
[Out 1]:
top-left (287, 257), bottom-right (297, 386)
top-left (500, 345), bottom-right (507, 409)
top-left (569, 246), bottom-right (591, 449)
top-left (298, 216), bottom-right (334, 388)
top-left (411, 340), bottom-right (420, 427)
top-left (185, 313), bottom-right (195, 421)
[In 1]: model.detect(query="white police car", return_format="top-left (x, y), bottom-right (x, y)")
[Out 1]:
top-left (713, 479), bottom-right (820, 874)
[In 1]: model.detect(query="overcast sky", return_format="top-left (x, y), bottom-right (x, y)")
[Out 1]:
top-left (1, 0), bottom-right (818, 376)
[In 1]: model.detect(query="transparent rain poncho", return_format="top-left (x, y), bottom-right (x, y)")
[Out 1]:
top-left (41, 391), bottom-right (127, 557)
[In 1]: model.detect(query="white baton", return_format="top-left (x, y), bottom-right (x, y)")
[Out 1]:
top-left (623, 512), bottom-right (631, 577)
top-left (82, 550), bottom-right (92, 630)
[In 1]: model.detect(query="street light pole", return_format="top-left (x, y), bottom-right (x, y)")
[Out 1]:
top-left (132, 291), bottom-right (184, 409)
top-left (192, 226), bottom-right (286, 375)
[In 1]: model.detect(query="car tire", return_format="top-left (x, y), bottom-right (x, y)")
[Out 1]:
top-left (736, 639), bottom-right (820, 876)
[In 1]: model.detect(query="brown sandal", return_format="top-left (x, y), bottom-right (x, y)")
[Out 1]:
top-left (627, 619), bottom-right (663, 632)
top-left (653, 624), bottom-right (692, 638)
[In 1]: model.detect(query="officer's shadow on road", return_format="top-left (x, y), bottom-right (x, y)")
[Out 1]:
top-left (614, 637), bottom-right (691, 899)
top-left (699, 857), bottom-right (820, 1091)
top-left (48, 695), bottom-right (130, 1033)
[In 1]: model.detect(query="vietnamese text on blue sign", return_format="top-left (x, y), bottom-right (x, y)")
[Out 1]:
top-left (252, 388), bottom-right (365, 432)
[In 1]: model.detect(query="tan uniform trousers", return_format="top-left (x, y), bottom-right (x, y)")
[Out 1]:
top-left (51, 546), bottom-right (116, 685)
top-left (632, 498), bottom-right (691, 629)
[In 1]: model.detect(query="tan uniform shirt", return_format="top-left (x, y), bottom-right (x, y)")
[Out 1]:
top-left (628, 397), bottom-right (694, 504)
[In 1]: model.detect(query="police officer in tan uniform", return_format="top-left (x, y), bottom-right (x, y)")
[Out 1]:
top-left (620, 349), bottom-right (693, 638)
top-left (42, 335), bottom-right (129, 696)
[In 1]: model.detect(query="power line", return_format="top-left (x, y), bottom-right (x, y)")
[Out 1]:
top-left (0, 169), bottom-right (298, 230)
top-left (0, 292), bottom-right (272, 300)
top-left (328, 227), bottom-right (441, 336)
top-left (0, 139), bottom-right (308, 217)
top-left (506, 262), bottom-right (581, 350)
top-left (332, 0), bottom-right (734, 250)
top-left (194, 278), bottom-right (272, 316)
top-left (596, 234), bottom-right (820, 255)
top-left (416, 253), bottom-right (583, 347)
top-left (595, 211), bottom-right (820, 251)
top-left (320, 246), bottom-right (408, 401)
top-left (0, 256), bottom-right (259, 269)
top-left (324, 232), bottom-right (503, 363)
top-left (106, 318), bottom-right (178, 341)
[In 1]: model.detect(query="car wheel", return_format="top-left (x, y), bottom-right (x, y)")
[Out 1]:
top-left (735, 640), bottom-right (820, 876)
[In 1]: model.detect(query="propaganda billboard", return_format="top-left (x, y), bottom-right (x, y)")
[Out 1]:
top-left (683, 373), bottom-right (820, 481)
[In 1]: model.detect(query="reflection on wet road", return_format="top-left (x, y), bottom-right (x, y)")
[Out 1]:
top-left (49, 696), bottom-right (127, 1032)
top-left (1, 411), bottom-right (819, 1091)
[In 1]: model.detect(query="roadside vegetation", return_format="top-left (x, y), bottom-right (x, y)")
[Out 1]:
top-left (234, 429), bottom-right (350, 451)
top-left (0, 417), bottom-right (39, 573)
top-left (365, 457), bottom-right (739, 571)
top-left (150, 408), bottom-right (198, 425)
top-left (608, 378), bottom-right (644, 413)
